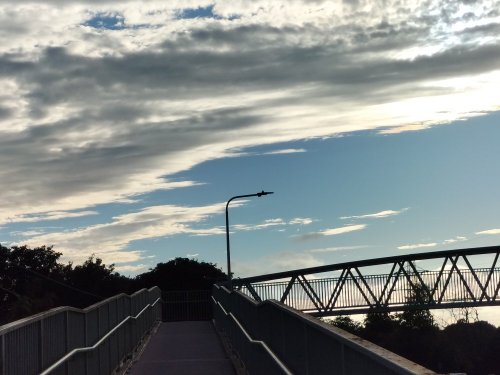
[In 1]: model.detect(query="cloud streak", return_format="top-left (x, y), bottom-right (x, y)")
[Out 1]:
top-left (397, 243), bottom-right (437, 250)
top-left (476, 228), bottom-right (500, 235)
top-left (296, 224), bottom-right (367, 241)
top-left (341, 208), bottom-right (408, 220)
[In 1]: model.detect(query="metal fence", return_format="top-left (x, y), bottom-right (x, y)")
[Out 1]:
top-left (0, 287), bottom-right (162, 375)
top-left (162, 290), bottom-right (212, 321)
top-left (233, 246), bottom-right (500, 316)
top-left (212, 284), bottom-right (438, 375)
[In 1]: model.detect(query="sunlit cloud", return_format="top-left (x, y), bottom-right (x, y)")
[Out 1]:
top-left (398, 242), bottom-right (437, 250)
top-left (476, 228), bottom-right (500, 235)
top-left (309, 245), bottom-right (369, 253)
top-left (443, 236), bottom-right (468, 244)
top-left (23, 203), bottom-right (227, 263)
top-left (341, 208), bottom-right (408, 220)
top-left (1, 210), bottom-right (98, 225)
top-left (262, 148), bottom-right (307, 155)
top-left (114, 264), bottom-right (148, 275)
top-left (233, 218), bottom-right (286, 231)
top-left (295, 224), bottom-right (367, 241)
top-left (288, 217), bottom-right (313, 225)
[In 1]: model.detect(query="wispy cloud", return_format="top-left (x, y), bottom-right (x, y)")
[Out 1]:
top-left (309, 245), bottom-right (368, 253)
top-left (1, 210), bottom-right (98, 225)
top-left (398, 242), bottom-right (437, 250)
top-left (234, 251), bottom-right (324, 277)
top-left (443, 236), bottom-right (467, 244)
top-left (262, 148), bottom-right (307, 155)
top-left (23, 203), bottom-right (227, 264)
top-left (476, 228), bottom-right (500, 235)
top-left (288, 217), bottom-right (313, 225)
top-left (341, 208), bottom-right (408, 220)
top-left (233, 218), bottom-right (286, 231)
top-left (295, 224), bottom-right (367, 241)
top-left (186, 253), bottom-right (199, 258)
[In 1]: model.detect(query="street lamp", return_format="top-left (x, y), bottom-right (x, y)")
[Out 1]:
top-left (225, 190), bottom-right (274, 282)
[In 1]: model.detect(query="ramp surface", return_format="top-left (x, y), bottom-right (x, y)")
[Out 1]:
top-left (128, 321), bottom-right (236, 375)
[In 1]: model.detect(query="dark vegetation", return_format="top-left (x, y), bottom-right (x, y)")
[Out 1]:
top-left (328, 306), bottom-right (500, 375)
top-left (0, 244), bottom-right (226, 325)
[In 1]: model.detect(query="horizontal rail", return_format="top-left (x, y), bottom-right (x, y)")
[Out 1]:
top-left (234, 245), bottom-right (500, 284)
top-left (212, 296), bottom-right (293, 375)
top-left (40, 297), bottom-right (162, 375)
top-left (213, 285), bottom-right (436, 374)
top-left (0, 287), bottom-right (162, 375)
top-left (232, 246), bottom-right (500, 316)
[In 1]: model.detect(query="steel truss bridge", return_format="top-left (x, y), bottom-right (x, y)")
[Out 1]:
top-left (233, 246), bottom-right (500, 317)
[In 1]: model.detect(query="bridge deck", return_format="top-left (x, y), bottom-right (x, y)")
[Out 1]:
top-left (128, 321), bottom-right (236, 375)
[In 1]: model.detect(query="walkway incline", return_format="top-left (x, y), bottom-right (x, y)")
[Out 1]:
top-left (128, 321), bottom-right (236, 375)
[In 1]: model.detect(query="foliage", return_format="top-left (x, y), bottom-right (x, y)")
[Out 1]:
top-left (325, 316), bottom-right (363, 335)
top-left (135, 257), bottom-right (227, 291)
top-left (0, 244), bottom-right (226, 325)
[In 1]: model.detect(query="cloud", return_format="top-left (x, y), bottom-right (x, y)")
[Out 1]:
top-left (262, 148), bottom-right (307, 155)
top-left (1, 210), bottom-right (98, 225)
top-left (234, 250), bottom-right (324, 277)
top-left (288, 217), bottom-right (313, 225)
top-left (443, 236), bottom-right (467, 244)
top-left (23, 202), bottom-right (227, 264)
top-left (309, 245), bottom-right (368, 253)
top-left (476, 228), bottom-right (500, 235)
top-left (114, 263), bottom-right (148, 275)
top-left (397, 242), bottom-right (437, 250)
top-left (1, 0), bottom-right (500, 227)
top-left (341, 208), bottom-right (408, 220)
top-left (296, 224), bottom-right (367, 241)
top-left (186, 253), bottom-right (199, 258)
top-left (232, 218), bottom-right (286, 231)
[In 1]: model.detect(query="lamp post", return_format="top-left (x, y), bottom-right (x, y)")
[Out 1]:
top-left (225, 190), bottom-right (274, 282)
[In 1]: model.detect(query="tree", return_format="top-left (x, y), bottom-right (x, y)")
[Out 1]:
top-left (135, 257), bottom-right (227, 291)
top-left (326, 316), bottom-right (363, 335)
top-left (0, 244), bottom-right (68, 324)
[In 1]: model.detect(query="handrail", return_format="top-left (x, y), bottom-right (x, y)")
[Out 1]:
top-left (40, 297), bottom-right (162, 375)
top-left (211, 296), bottom-right (293, 375)
top-left (0, 286), bottom-right (162, 375)
top-left (213, 285), bottom-right (438, 374)
top-left (0, 287), bottom-right (161, 335)
top-left (234, 245), bottom-right (500, 284)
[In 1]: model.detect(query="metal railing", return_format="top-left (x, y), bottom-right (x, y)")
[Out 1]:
top-left (212, 284), bottom-right (438, 375)
top-left (233, 246), bottom-right (500, 316)
top-left (212, 289), bottom-right (292, 375)
top-left (0, 287), bottom-right (162, 375)
top-left (162, 290), bottom-right (212, 321)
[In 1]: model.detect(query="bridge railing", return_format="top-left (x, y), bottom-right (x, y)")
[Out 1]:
top-left (232, 246), bottom-right (500, 316)
top-left (0, 287), bottom-right (162, 375)
top-left (212, 284), bottom-right (436, 375)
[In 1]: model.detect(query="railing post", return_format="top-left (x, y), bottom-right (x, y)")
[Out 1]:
top-left (39, 318), bottom-right (44, 371)
top-left (1, 333), bottom-right (6, 375)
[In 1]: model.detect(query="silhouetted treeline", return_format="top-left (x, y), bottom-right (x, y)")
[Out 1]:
top-left (328, 311), bottom-right (500, 375)
top-left (0, 244), bottom-right (226, 325)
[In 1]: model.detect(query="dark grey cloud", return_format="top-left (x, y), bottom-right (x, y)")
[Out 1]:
top-left (1, 0), bottom-right (499, 223)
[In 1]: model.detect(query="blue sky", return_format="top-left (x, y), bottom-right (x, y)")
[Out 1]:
top-left (0, 0), bottom-right (499, 286)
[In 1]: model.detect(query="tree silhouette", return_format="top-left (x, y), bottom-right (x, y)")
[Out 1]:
top-left (135, 257), bottom-right (227, 291)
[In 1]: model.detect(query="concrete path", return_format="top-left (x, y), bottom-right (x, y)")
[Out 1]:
top-left (128, 321), bottom-right (236, 375)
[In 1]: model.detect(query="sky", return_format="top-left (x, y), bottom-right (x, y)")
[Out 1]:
top-left (1, 0), bottom-right (500, 294)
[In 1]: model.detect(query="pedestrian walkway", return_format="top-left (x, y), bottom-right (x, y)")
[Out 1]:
top-left (128, 321), bottom-right (236, 375)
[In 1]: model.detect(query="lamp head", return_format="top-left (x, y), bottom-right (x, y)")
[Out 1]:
top-left (257, 190), bottom-right (274, 197)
